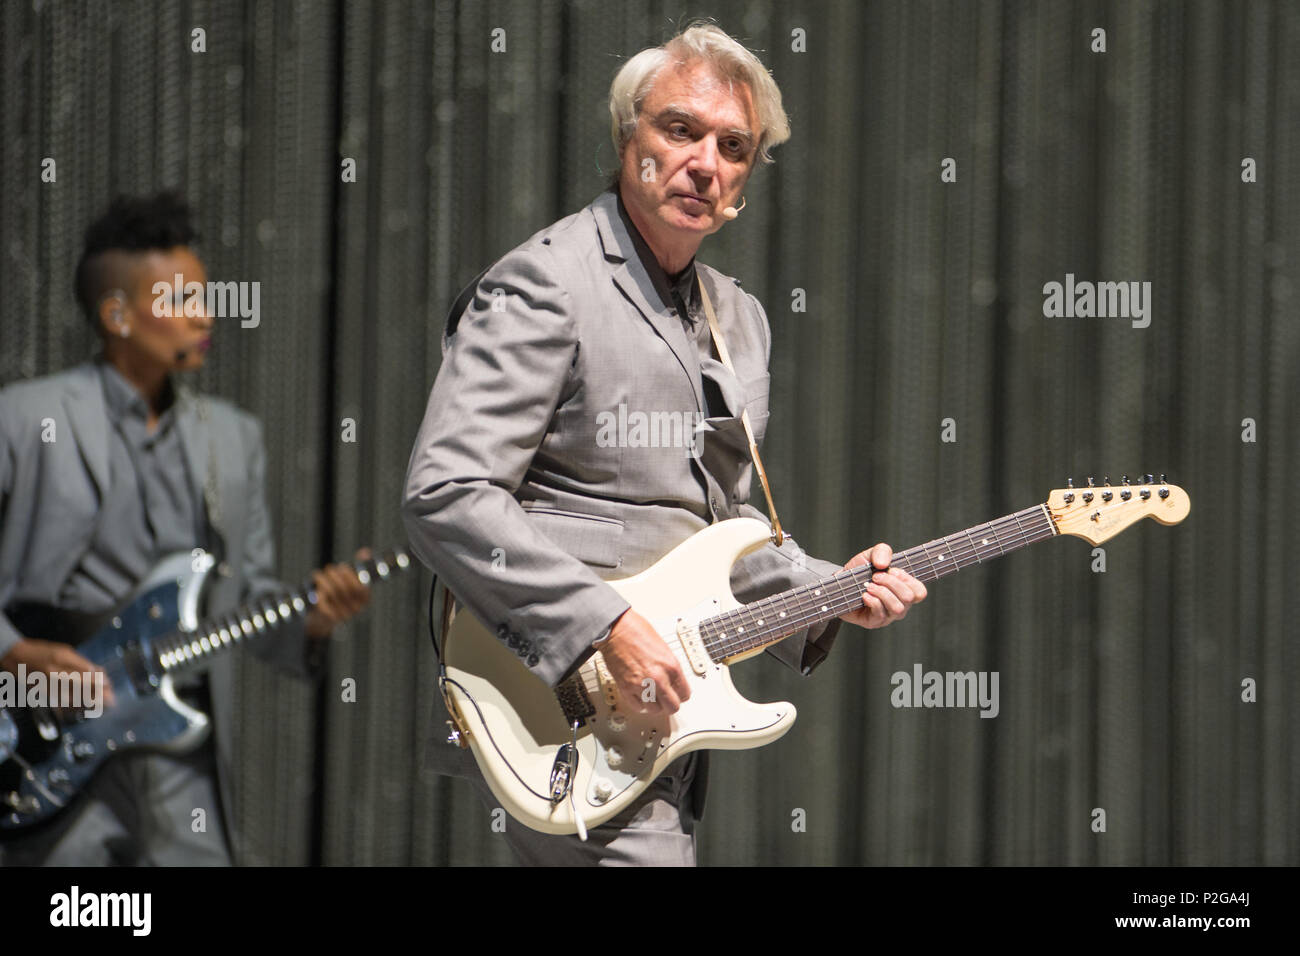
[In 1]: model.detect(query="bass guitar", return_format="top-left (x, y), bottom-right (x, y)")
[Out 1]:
top-left (0, 547), bottom-right (409, 832)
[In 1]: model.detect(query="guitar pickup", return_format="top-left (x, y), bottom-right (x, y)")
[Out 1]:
top-left (120, 641), bottom-right (157, 695)
top-left (675, 620), bottom-right (710, 675)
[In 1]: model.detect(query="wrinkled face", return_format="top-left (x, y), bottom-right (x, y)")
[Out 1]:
top-left (618, 59), bottom-right (759, 243)
top-left (102, 246), bottom-right (213, 373)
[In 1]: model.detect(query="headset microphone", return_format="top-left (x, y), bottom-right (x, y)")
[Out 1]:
top-left (175, 350), bottom-right (189, 362)
top-left (721, 196), bottom-right (747, 220)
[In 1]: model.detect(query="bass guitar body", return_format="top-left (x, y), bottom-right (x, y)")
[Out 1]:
top-left (0, 553), bottom-right (211, 832)
top-left (1, 547), bottom-right (407, 833)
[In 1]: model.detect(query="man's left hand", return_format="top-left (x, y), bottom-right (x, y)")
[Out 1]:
top-left (304, 547), bottom-right (374, 640)
top-left (838, 543), bottom-right (927, 630)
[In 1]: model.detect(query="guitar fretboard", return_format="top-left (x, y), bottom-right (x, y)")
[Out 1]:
top-left (698, 505), bottom-right (1057, 662)
top-left (153, 550), bottom-right (410, 673)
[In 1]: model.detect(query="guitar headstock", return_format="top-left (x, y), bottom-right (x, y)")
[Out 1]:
top-left (1047, 474), bottom-right (1190, 545)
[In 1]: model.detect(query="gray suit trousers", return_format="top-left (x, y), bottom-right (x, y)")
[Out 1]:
top-left (0, 738), bottom-right (232, 866)
top-left (467, 752), bottom-right (700, 866)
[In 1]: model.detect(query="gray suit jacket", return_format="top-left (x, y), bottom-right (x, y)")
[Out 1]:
top-left (402, 190), bottom-right (844, 817)
top-left (0, 362), bottom-right (314, 852)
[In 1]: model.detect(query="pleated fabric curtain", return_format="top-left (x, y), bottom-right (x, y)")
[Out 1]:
top-left (0, 0), bottom-right (1294, 865)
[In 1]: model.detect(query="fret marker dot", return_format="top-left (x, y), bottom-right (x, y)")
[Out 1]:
top-left (757, 619), bottom-right (764, 626)
top-left (738, 626), bottom-right (744, 633)
top-left (814, 589), bottom-right (822, 596)
top-left (779, 612), bottom-right (786, 618)
top-left (982, 539), bottom-right (988, 545)
top-left (821, 605), bottom-right (828, 613)
top-left (937, 554), bottom-right (944, 561)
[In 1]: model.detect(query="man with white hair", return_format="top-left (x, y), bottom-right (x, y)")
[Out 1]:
top-left (403, 22), bottom-right (926, 866)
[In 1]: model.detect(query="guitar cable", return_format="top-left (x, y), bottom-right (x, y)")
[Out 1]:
top-left (426, 575), bottom-right (590, 837)
top-left (426, 573), bottom-right (443, 668)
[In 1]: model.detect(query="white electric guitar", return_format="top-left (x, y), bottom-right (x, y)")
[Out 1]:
top-left (439, 477), bottom-right (1190, 837)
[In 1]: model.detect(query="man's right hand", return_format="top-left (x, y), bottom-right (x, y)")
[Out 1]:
top-left (597, 609), bottom-right (691, 715)
top-left (0, 637), bottom-right (115, 708)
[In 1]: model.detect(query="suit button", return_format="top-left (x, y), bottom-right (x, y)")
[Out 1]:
top-left (527, 654), bottom-right (540, 667)
top-left (710, 496), bottom-right (719, 514)
top-left (507, 631), bottom-right (520, 648)
top-left (497, 624), bottom-right (509, 640)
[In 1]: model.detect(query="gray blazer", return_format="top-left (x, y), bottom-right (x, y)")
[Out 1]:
top-left (0, 362), bottom-right (314, 851)
top-left (402, 190), bottom-right (844, 811)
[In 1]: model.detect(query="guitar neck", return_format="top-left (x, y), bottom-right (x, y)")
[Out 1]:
top-left (699, 504), bottom-right (1057, 662)
top-left (154, 549), bottom-right (410, 675)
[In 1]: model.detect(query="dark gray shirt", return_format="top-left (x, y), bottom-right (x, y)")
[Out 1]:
top-left (56, 360), bottom-right (206, 615)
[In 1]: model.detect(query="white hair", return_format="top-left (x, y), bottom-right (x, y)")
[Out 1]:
top-left (608, 22), bottom-right (791, 166)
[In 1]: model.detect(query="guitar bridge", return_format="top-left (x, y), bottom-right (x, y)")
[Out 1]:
top-left (555, 674), bottom-right (595, 727)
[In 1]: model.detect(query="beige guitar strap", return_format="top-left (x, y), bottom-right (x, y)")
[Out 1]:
top-left (696, 276), bottom-right (785, 547)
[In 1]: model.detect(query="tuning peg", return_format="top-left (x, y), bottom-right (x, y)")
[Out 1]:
top-left (1120, 475), bottom-right (1132, 500)
top-left (1064, 478), bottom-right (1074, 503)
top-left (1082, 476), bottom-right (1094, 502)
top-left (1144, 473), bottom-right (1154, 484)
top-left (1086, 477), bottom-right (1094, 487)
top-left (1159, 474), bottom-right (1169, 499)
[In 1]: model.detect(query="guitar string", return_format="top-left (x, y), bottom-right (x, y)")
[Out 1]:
top-left (705, 508), bottom-right (1055, 660)
top-left (568, 514), bottom-right (1049, 700)
top-left (706, 490), bottom-right (1159, 660)
top-left (707, 523), bottom-right (1056, 658)
top-left (566, 508), bottom-right (1057, 700)
top-left (571, 511), bottom-right (1053, 697)
top-left (156, 553), bottom-right (399, 671)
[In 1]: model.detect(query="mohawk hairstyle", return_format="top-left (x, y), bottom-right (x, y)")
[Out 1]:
top-left (74, 190), bottom-right (200, 325)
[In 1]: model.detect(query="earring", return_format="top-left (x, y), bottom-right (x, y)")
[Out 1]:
top-left (118, 323), bottom-right (130, 338)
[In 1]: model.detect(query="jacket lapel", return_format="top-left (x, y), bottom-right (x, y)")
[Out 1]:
top-left (592, 192), bottom-right (705, 414)
top-left (175, 386), bottom-right (220, 551)
top-left (61, 363), bottom-right (110, 500)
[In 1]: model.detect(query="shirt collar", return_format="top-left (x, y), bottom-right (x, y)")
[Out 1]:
top-left (97, 358), bottom-right (178, 427)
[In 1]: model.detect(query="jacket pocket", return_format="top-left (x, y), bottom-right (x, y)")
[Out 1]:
top-left (521, 507), bottom-right (624, 569)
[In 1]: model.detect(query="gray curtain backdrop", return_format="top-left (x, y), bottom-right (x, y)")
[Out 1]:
top-left (1, 0), bottom-right (1295, 865)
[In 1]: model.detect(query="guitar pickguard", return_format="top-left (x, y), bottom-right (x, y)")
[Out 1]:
top-left (581, 596), bottom-right (728, 803)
